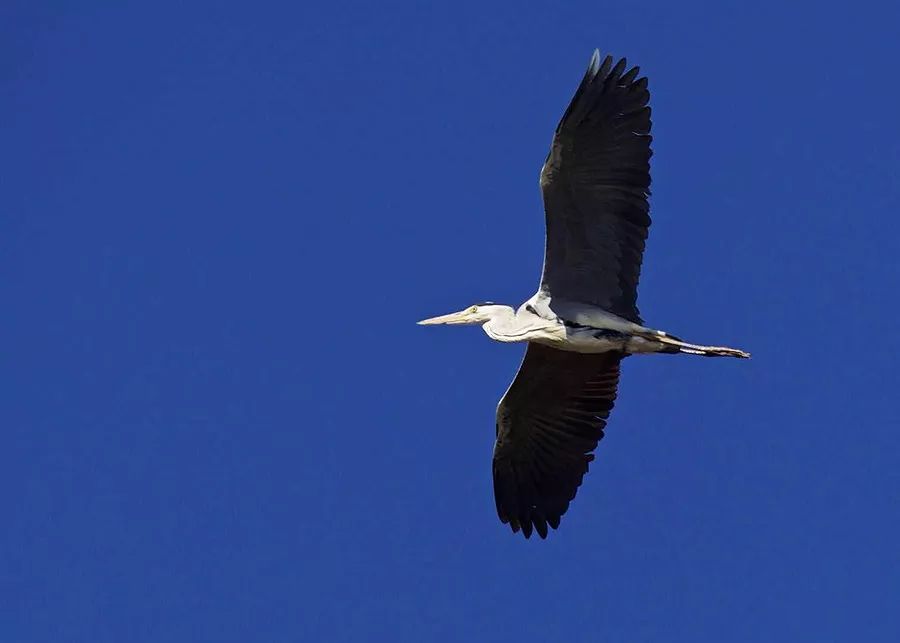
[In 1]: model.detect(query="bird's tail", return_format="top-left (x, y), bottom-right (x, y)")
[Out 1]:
top-left (650, 331), bottom-right (750, 359)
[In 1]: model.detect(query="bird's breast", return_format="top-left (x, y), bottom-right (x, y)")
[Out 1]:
top-left (536, 326), bottom-right (665, 354)
top-left (553, 326), bottom-right (630, 353)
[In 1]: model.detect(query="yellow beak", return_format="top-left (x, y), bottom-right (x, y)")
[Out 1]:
top-left (417, 310), bottom-right (471, 325)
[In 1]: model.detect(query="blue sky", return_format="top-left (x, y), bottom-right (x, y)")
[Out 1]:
top-left (3, 2), bottom-right (900, 641)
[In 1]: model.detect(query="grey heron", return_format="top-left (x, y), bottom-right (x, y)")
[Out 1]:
top-left (419, 51), bottom-right (749, 539)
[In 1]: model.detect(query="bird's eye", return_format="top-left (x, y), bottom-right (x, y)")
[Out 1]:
top-left (469, 305), bottom-right (478, 313)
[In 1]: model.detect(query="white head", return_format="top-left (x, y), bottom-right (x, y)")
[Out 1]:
top-left (417, 302), bottom-right (513, 327)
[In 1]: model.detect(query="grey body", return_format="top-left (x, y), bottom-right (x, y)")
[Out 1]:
top-left (419, 50), bottom-right (748, 540)
top-left (483, 293), bottom-right (666, 354)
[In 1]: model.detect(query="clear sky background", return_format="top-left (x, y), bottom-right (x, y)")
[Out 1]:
top-left (3, 2), bottom-right (900, 641)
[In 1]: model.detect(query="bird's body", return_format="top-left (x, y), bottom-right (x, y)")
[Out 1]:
top-left (476, 294), bottom-right (748, 357)
top-left (419, 50), bottom-right (749, 539)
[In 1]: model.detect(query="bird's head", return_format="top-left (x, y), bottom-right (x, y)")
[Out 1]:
top-left (417, 302), bottom-right (507, 326)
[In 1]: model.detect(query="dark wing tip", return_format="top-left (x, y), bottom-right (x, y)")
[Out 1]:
top-left (493, 458), bottom-right (565, 540)
top-left (504, 513), bottom-right (557, 540)
top-left (620, 65), bottom-right (640, 85)
top-left (555, 51), bottom-right (647, 136)
top-left (609, 57), bottom-right (627, 81)
top-left (493, 456), bottom-right (569, 541)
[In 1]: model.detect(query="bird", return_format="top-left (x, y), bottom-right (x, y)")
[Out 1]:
top-left (418, 50), bottom-right (749, 539)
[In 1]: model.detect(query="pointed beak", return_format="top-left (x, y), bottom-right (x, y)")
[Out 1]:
top-left (417, 310), bottom-right (471, 325)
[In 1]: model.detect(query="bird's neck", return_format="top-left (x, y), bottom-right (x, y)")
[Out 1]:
top-left (482, 307), bottom-right (534, 343)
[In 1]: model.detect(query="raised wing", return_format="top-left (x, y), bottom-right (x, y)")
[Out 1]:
top-left (539, 51), bottom-right (652, 323)
top-left (493, 343), bottom-right (622, 539)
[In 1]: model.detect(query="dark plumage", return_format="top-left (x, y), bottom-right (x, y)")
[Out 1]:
top-left (539, 51), bottom-right (652, 324)
top-left (493, 345), bottom-right (621, 538)
top-left (490, 52), bottom-right (650, 538)
top-left (419, 49), bottom-right (749, 541)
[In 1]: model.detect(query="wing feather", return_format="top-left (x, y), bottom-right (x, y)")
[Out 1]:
top-left (539, 50), bottom-right (653, 323)
top-left (493, 344), bottom-right (622, 539)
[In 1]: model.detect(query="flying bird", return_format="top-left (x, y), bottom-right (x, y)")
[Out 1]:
top-left (419, 51), bottom-right (749, 539)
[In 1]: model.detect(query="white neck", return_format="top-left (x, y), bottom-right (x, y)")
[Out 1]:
top-left (482, 306), bottom-right (550, 344)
